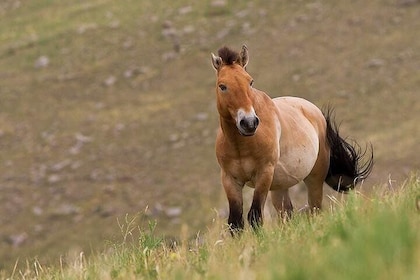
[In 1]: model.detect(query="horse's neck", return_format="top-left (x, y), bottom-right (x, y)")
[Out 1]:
top-left (219, 118), bottom-right (254, 152)
top-left (252, 88), bottom-right (273, 109)
top-left (219, 117), bottom-right (239, 139)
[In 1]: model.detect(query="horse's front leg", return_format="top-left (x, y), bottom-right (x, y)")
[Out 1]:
top-left (248, 165), bottom-right (275, 229)
top-left (221, 170), bottom-right (244, 234)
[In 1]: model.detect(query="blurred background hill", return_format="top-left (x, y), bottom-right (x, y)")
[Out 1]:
top-left (0, 0), bottom-right (419, 272)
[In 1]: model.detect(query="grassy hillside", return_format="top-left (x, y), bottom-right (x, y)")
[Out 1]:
top-left (0, 0), bottom-right (419, 274)
top-left (3, 175), bottom-right (419, 279)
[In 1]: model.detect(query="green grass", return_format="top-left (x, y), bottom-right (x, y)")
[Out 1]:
top-left (4, 175), bottom-right (418, 279)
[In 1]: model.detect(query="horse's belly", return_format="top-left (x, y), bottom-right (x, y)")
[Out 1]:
top-left (271, 138), bottom-right (319, 190)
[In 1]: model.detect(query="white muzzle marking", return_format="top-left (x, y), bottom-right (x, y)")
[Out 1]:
top-left (236, 107), bottom-right (260, 136)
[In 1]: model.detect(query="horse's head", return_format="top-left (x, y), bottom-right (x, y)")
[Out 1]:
top-left (211, 45), bottom-right (259, 136)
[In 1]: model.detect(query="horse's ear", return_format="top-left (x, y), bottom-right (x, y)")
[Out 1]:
top-left (211, 53), bottom-right (223, 71)
top-left (239, 45), bottom-right (249, 68)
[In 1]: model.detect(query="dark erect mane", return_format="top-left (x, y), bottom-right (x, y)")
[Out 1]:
top-left (218, 46), bottom-right (239, 65)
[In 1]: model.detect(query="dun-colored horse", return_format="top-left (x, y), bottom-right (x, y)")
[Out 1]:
top-left (211, 45), bottom-right (373, 233)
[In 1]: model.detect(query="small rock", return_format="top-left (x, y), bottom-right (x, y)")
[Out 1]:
top-left (108, 20), bottom-right (120, 28)
top-left (30, 164), bottom-right (47, 183)
top-left (178, 6), bottom-right (192, 15)
top-left (95, 102), bottom-right (105, 109)
top-left (34, 56), bottom-right (49, 68)
top-left (70, 133), bottom-right (93, 154)
top-left (32, 207), bottom-right (43, 216)
top-left (114, 123), bottom-right (125, 132)
top-left (172, 141), bottom-right (185, 149)
top-left (162, 21), bottom-right (177, 38)
top-left (34, 224), bottom-right (44, 233)
top-left (165, 207), bottom-right (182, 218)
top-left (75, 133), bottom-right (93, 143)
top-left (366, 58), bottom-right (386, 68)
top-left (89, 169), bottom-right (102, 181)
top-left (124, 69), bottom-right (135, 78)
top-left (104, 75), bottom-right (117, 87)
top-left (123, 40), bottom-right (133, 50)
top-left (51, 159), bottom-right (72, 171)
top-left (76, 23), bottom-right (97, 34)
top-left (211, 0), bottom-right (227, 7)
top-left (236, 10), bottom-right (249, 18)
top-left (162, 51), bottom-right (178, 61)
top-left (152, 203), bottom-right (164, 216)
top-left (123, 67), bottom-right (144, 78)
top-left (53, 203), bottom-right (80, 216)
top-left (47, 174), bottom-right (61, 184)
top-left (183, 25), bottom-right (195, 34)
top-left (71, 161), bottom-right (82, 170)
top-left (104, 185), bottom-right (116, 195)
top-left (162, 20), bottom-right (173, 29)
top-left (69, 141), bottom-right (83, 155)
top-left (7, 233), bottom-right (28, 247)
top-left (169, 134), bottom-right (179, 142)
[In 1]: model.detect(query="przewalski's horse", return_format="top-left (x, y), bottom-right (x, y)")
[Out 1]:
top-left (211, 45), bottom-right (373, 233)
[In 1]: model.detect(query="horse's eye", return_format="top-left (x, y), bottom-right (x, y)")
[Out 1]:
top-left (219, 84), bottom-right (227, 92)
top-left (250, 80), bottom-right (254, 87)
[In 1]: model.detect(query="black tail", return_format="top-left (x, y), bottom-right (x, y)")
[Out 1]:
top-left (324, 109), bottom-right (374, 192)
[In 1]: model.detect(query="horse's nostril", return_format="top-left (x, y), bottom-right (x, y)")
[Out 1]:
top-left (254, 116), bottom-right (260, 127)
top-left (240, 119), bottom-right (246, 129)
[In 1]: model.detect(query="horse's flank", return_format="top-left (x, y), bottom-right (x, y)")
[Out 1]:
top-left (271, 96), bottom-right (328, 189)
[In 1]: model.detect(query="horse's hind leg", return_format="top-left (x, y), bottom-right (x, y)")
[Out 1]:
top-left (303, 130), bottom-right (330, 212)
top-left (271, 189), bottom-right (293, 220)
top-left (303, 176), bottom-right (324, 213)
top-left (304, 147), bottom-right (330, 212)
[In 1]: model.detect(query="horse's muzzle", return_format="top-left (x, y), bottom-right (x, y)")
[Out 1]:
top-left (238, 115), bottom-right (260, 136)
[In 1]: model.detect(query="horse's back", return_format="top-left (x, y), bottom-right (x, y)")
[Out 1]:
top-left (273, 96), bottom-right (322, 120)
top-left (270, 96), bottom-right (327, 189)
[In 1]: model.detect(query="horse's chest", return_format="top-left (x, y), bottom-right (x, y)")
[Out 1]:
top-left (218, 134), bottom-right (280, 188)
top-left (223, 157), bottom-right (258, 184)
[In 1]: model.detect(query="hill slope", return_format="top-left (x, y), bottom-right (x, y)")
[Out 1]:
top-left (0, 0), bottom-right (419, 272)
